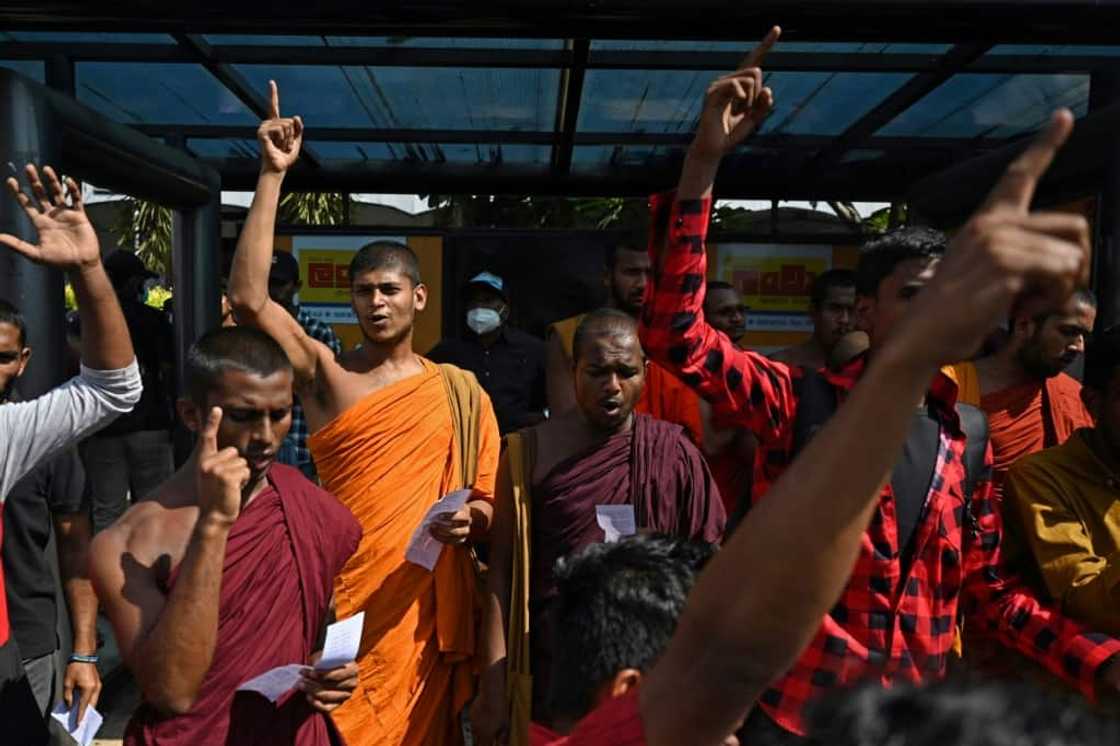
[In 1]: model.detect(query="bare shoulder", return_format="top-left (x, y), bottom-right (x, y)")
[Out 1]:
top-left (90, 489), bottom-right (196, 581)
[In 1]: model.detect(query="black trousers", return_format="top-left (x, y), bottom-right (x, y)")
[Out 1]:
top-left (0, 637), bottom-right (49, 746)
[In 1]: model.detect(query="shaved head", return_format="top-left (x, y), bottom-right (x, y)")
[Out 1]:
top-left (348, 241), bottom-right (421, 287)
top-left (572, 308), bottom-right (643, 365)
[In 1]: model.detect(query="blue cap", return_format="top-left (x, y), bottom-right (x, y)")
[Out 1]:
top-left (466, 271), bottom-right (507, 299)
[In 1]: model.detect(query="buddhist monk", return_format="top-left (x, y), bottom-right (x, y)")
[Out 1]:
top-left (546, 242), bottom-right (705, 447)
top-left (228, 83), bottom-right (500, 746)
top-left (90, 327), bottom-right (362, 745)
top-left (473, 309), bottom-right (726, 745)
top-left (945, 289), bottom-right (1096, 495)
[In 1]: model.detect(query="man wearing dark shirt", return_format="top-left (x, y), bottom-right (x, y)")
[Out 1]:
top-left (78, 251), bottom-right (175, 533)
top-left (0, 300), bottom-right (101, 727)
top-left (428, 272), bottom-right (547, 434)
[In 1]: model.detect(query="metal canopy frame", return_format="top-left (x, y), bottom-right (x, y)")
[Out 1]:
top-left (2, 2), bottom-right (1120, 198)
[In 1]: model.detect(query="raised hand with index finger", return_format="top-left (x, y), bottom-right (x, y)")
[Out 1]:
top-left (690, 25), bottom-right (781, 162)
top-left (195, 406), bottom-right (251, 528)
top-left (258, 80), bottom-right (304, 175)
top-left (891, 109), bottom-right (1090, 368)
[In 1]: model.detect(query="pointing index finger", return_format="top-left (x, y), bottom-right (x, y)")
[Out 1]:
top-left (268, 80), bottom-right (280, 120)
top-left (983, 108), bottom-right (1073, 213)
top-left (739, 25), bottom-right (781, 70)
top-left (198, 406), bottom-right (222, 456)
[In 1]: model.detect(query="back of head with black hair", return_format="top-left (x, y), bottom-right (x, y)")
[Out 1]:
top-left (855, 226), bottom-right (948, 298)
top-left (347, 241), bottom-right (421, 286)
top-left (809, 676), bottom-right (1120, 746)
top-left (185, 326), bottom-right (292, 405)
top-left (1085, 328), bottom-right (1120, 392)
top-left (810, 269), bottom-right (856, 308)
top-left (0, 298), bottom-right (27, 347)
top-left (571, 307), bottom-right (641, 365)
top-left (547, 535), bottom-right (716, 724)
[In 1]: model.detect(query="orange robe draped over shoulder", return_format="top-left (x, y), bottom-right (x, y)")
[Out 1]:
top-left (944, 362), bottom-right (1092, 495)
top-left (550, 313), bottom-right (704, 447)
top-left (309, 358), bottom-right (499, 746)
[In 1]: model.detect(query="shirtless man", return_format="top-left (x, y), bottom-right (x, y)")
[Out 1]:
top-left (90, 327), bottom-right (361, 745)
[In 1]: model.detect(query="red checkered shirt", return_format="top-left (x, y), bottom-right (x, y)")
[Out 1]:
top-left (638, 192), bottom-right (1120, 736)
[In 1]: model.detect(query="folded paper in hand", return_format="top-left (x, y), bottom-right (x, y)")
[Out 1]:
top-left (237, 612), bottom-right (366, 703)
top-left (405, 488), bottom-right (472, 571)
top-left (50, 701), bottom-right (103, 746)
top-left (596, 504), bottom-right (637, 543)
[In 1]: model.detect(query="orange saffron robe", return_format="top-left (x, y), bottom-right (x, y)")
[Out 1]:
top-left (309, 358), bottom-right (499, 746)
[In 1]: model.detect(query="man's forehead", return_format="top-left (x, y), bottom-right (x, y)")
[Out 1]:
top-left (0, 322), bottom-right (21, 345)
top-left (616, 250), bottom-right (650, 269)
top-left (580, 330), bottom-right (642, 359)
top-left (208, 368), bottom-right (293, 400)
top-left (823, 285), bottom-right (857, 304)
top-left (707, 288), bottom-right (741, 307)
top-left (352, 267), bottom-right (412, 285)
top-left (896, 256), bottom-right (940, 285)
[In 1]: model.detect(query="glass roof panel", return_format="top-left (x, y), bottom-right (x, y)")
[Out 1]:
top-left (187, 139), bottom-right (260, 159)
top-left (987, 44), bottom-right (1120, 56)
top-left (0, 60), bottom-right (44, 83)
top-left (578, 70), bottom-right (912, 136)
top-left (312, 141), bottom-right (551, 164)
top-left (234, 65), bottom-right (559, 131)
top-left (572, 144), bottom-right (683, 170)
top-left (0, 32), bottom-right (175, 44)
top-left (876, 73), bottom-right (1090, 138)
top-left (205, 35), bottom-right (562, 49)
top-left (76, 63), bottom-right (257, 125)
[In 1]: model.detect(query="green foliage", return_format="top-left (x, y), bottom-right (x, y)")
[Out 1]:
top-left (280, 192), bottom-right (346, 225)
top-left (111, 197), bottom-right (174, 278)
top-left (424, 194), bottom-right (648, 230)
top-left (64, 283), bottom-right (77, 311)
top-left (863, 203), bottom-right (907, 234)
top-left (146, 285), bottom-right (172, 311)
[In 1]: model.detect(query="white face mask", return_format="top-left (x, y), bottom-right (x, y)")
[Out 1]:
top-left (466, 307), bottom-right (502, 335)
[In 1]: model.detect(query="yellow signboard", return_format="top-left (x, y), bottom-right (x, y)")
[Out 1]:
top-left (298, 249), bottom-right (356, 306)
top-left (715, 244), bottom-right (833, 315)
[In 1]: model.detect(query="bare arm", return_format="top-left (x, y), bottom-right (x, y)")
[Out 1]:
top-left (226, 82), bottom-right (332, 387)
top-left (54, 510), bottom-right (101, 720)
top-left (545, 331), bottom-right (577, 416)
top-left (90, 407), bottom-right (251, 715)
top-left (638, 98), bottom-right (1088, 744)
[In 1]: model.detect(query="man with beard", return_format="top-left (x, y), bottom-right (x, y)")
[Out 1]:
top-left (771, 269), bottom-right (856, 370)
top-left (1005, 329), bottom-right (1120, 636)
top-left (946, 289), bottom-right (1096, 496)
top-left (546, 243), bottom-right (704, 446)
top-left (91, 327), bottom-right (361, 745)
top-left (228, 82), bottom-right (500, 746)
top-left (473, 310), bottom-right (725, 744)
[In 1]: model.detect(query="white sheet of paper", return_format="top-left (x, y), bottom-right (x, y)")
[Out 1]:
top-left (236, 663), bottom-right (307, 703)
top-left (596, 504), bottom-right (637, 543)
top-left (316, 611), bottom-right (365, 670)
top-left (405, 488), bottom-right (472, 571)
top-left (50, 701), bottom-right (103, 746)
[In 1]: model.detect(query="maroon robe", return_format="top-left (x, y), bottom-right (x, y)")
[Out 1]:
top-left (527, 413), bottom-right (725, 715)
top-left (124, 464), bottom-right (361, 746)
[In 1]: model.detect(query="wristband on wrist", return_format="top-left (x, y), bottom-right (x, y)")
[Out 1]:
top-left (69, 653), bottom-right (99, 664)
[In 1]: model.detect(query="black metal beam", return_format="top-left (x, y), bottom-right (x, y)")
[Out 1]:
top-left (5, 1), bottom-right (1120, 43)
top-left (551, 39), bottom-right (589, 175)
top-left (804, 42), bottom-right (991, 176)
top-left (128, 123), bottom-right (1012, 156)
top-left (5, 39), bottom-right (1120, 77)
top-left (170, 32), bottom-right (323, 170)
